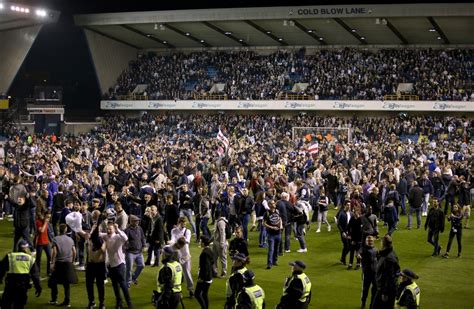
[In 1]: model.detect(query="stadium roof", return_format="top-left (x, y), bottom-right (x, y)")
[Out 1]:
top-left (74, 3), bottom-right (474, 49)
top-left (0, 1), bottom-right (59, 31)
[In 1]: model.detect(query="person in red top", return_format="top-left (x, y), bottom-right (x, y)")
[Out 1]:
top-left (35, 212), bottom-right (53, 276)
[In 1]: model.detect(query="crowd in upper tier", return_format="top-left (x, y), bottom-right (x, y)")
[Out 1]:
top-left (104, 48), bottom-right (474, 101)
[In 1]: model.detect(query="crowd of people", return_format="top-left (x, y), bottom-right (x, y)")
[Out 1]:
top-left (104, 48), bottom-right (474, 101)
top-left (0, 112), bottom-right (472, 308)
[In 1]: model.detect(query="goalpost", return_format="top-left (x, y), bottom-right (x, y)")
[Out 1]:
top-left (292, 127), bottom-right (352, 143)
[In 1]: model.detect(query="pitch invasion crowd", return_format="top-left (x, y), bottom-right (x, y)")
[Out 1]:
top-left (104, 48), bottom-right (474, 101)
top-left (0, 113), bottom-right (472, 309)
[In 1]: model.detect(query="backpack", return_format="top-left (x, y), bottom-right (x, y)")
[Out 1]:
top-left (224, 220), bottom-right (232, 240)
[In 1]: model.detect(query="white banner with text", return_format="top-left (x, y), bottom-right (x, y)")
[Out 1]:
top-left (101, 100), bottom-right (474, 112)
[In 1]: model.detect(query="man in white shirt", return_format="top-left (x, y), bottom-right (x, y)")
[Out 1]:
top-left (170, 217), bottom-right (194, 298)
top-left (101, 222), bottom-right (134, 309)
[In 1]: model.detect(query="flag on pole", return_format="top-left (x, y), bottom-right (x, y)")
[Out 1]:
top-left (217, 129), bottom-right (230, 149)
top-left (307, 143), bottom-right (319, 154)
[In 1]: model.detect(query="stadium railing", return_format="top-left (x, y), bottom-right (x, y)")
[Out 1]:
top-left (384, 94), bottom-right (419, 101)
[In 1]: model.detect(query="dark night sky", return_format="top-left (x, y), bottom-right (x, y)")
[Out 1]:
top-left (8, 0), bottom-right (471, 118)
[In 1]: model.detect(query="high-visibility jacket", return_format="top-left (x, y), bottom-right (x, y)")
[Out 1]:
top-left (396, 282), bottom-right (420, 309)
top-left (226, 267), bottom-right (247, 298)
top-left (283, 272), bottom-right (311, 303)
top-left (236, 284), bottom-right (265, 309)
top-left (7, 253), bottom-right (35, 274)
top-left (157, 261), bottom-right (182, 294)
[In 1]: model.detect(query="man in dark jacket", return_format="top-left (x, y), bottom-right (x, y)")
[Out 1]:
top-left (357, 235), bottom-right (378, 309)
top-left (337, 202), bottom-right (351, 265)
top-left (145, 206), bottom-right (165, 267)
top-left (397, 177), bottom-right (408, 215)
top-left (124, 215), bottom-right (146, 286)
top-left (407, 181), bottom-right (423, 229)
top-left (9, 194), bottom-right (35, 251)
top-left (425, 200), bottom-right (445, 256)
top-left (372, 235), bottom-right (400, 309)
top-left (195, 235), bottom-right (214, 309)
top-left (276, 192), bottom-right (290, 255)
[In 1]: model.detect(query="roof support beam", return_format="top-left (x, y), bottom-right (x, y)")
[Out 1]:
top-left (244, 20), bottom-right (288, 46)
top-left (333, 18), bottom-right (367, 45)
top-left (84, 26), bottom-right (140, 49)
top-left (201, 21), bottom-right (248, 47)
top-left (427, 17), bottom-right (450, 44)
top-left (291, 20), bottom-right (327, 45)
top-left (120, 24), bottom-right (174, 48)
top-left (163, 23), bottom-right (212, 48)
top-left (384, 18), bottom-right (408, 44)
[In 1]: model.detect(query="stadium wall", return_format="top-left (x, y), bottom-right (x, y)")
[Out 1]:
top-left (0, 25), bottom-right (42, 94)
top-left (84, 29), bottom-right (137, 95)
top-left (62, 122), bottom-right (100, 135)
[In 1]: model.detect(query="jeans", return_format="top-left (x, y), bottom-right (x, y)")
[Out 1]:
top-left (180, 209), bottom-right (196, 234)
top-left (126, 252), bottom-right (144, 284)
top-left (50, 280), bottom-right (70, 304)
top-left (400, 194), bottom-right (407, 215)
top-left (296, 224), bottom-right (306, 249)
top-left (427, 229), bottom-right (441, 255)
top-left (212, 242), bottom-right (227, 276)
top-left (108, 263), bottom-right (133, 307)
top-left (446, 228), bottom-right (462, 255)
top-left (407, 207), bottom-right (422, 228)
top-left (86, 262), bottom-right (106, 305)
top-left (146, 243), bottom-right (161, 267)
top-left (422, 193), bottom-right (430, 214)
top-left (240, 214), bottom-right (250, 241)
top-left (444, 194), bottom-right (455, 215)
top-left (77, 236), bottom-right (86, 265)
top-left (349, 241), bottom-right (361, 266)
top-left (52, 211), bottom-right (62, 235)
top-left (279, 223), bottom-right (291, 253)
top-left (36, 244), bottom-right (52, 275)
top-left (361, 271), bottom-right (376, 307)
top-left (266, 232), bottom-right (281, 267)
top-left (258, 220), bottom-right (267, 247)
top-left (340, 233), bottom-right (350, 264)
top-left (13, 226), bottom-right (32, 251)
top-left (195, 281), bottom-right (211, 309)
top-left (200, 217), bottom-right (211, 238)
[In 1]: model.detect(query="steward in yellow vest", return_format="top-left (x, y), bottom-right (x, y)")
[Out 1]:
top-left (235, 269), bottom-right (265, 309)
top-left (154, 246), bottom-right (183, 309)
top-left (0, 240), bottom-right (41, 309)
top-left (396, 268), bottom-right (420, 309)
top-left (277, 260), bottom-right (311, 309)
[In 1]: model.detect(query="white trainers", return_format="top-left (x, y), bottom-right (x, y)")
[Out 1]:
top-left (297, 248), bottom-right (307, 253)
top-left (328, 225), bottom-right (332, 232)
top-left (316, 229), bottom-right (321, 233)
top-left (76, 265), bottom-right (86, 271)
top-left (285, 250), bottom-right (291, 253)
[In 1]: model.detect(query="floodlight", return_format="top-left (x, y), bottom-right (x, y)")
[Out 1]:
top-left (0, 3), bottom-right (4, 10)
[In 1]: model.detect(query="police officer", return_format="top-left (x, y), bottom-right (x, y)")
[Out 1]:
top-left (225, 253), bottom-right (248, 309)
top-left (235, 269), bottom-right (265, 309)
top-left (395, 269), bottom-right (420, 309)
top-left (277, 260), bottom-right (311, 309)
top-left (0, 240), bottom-right (42, 309)
top-left (155, 246), bottom-right (183, 309)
